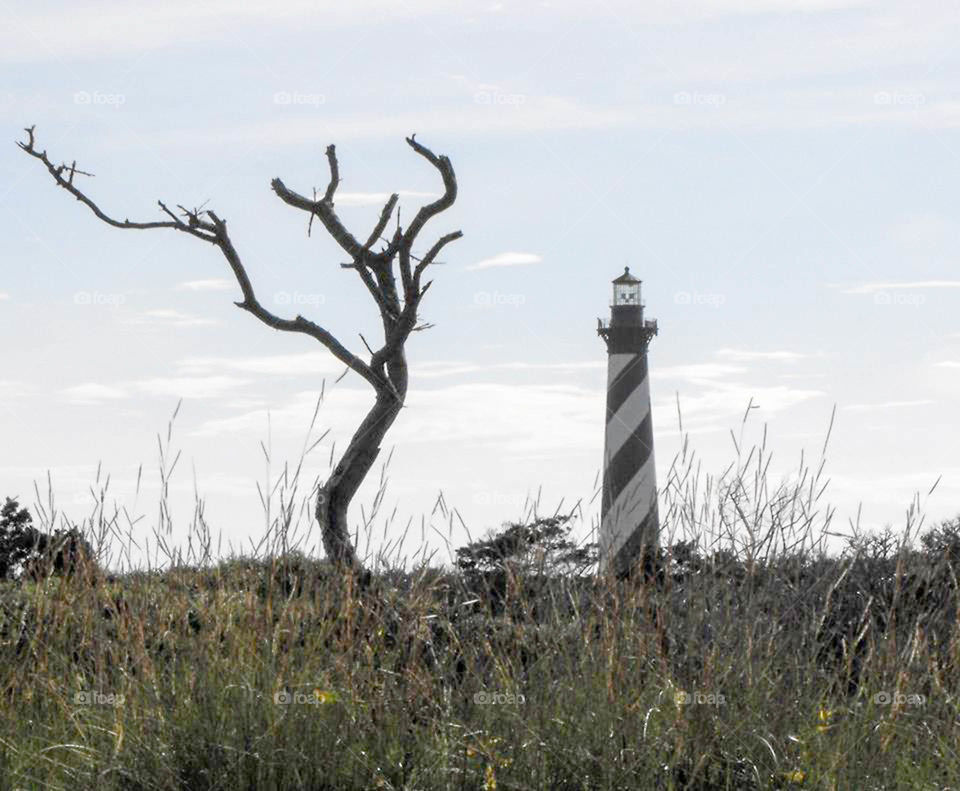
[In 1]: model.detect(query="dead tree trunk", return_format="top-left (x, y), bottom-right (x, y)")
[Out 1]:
top-left (318, 364), bottom-right (407, 567)
top-left (19, 126), bottom-right (461, 573)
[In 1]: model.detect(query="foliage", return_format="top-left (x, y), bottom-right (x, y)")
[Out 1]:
top-left (455, 512), bottom-right (598, 575)
top-left (0, 497), bottom-right (45, 578)
top-left (0, 497), bottom-right (96, 580)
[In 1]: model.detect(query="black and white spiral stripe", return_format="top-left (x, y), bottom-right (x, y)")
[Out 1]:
top-left (600, 349), bottom-right (659, 575)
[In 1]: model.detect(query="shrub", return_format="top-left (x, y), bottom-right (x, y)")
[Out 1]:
top-left (0, 496), bottom-right (96, 580)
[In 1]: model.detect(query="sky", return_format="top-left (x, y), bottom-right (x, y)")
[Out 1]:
top-left (1, 0), bottom-right (958, 570)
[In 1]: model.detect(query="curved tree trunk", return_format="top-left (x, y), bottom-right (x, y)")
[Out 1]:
top-left (317, 353), bottom-right (408, 569)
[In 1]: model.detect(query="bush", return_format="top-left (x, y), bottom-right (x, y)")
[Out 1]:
top-left (0, 496), bottom-right (96, 580)
top-left (455, 512), bottom-right (597, 576)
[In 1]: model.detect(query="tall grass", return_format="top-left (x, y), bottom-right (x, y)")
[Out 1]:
top-left (0, 400), bottom-right (956, 790)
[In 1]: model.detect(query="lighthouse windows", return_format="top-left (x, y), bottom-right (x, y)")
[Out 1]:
top-left (612, 267), bottom-right (642, 306)
top-left (614, 283), bottom-right (640, 305)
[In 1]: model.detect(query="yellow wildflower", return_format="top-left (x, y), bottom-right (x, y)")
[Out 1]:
top-left (816, 708), bottom-right (833, 733)
top-left (782, 769), bottom-right (806, 784)
top-left (483, 764), bottom-right (497, 791)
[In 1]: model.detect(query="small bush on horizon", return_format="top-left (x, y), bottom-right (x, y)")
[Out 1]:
top-left (0, 496), bottom-right (97, 580)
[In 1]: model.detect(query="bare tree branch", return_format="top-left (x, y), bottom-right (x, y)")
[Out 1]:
top-left (402, 134), bottom-right (458, 248)
top-left (365, 193), bottom-right (398, 250)
top-left (271, 144), bottom-right (365, 259)
top-left (18, 126), bottom-right (382, 391)
top-left (414, 230), bottom-right (463, 292)
top-left (17, 126), bottom-right (215, 243)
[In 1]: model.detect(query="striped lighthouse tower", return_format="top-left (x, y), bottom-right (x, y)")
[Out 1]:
top-left (597, 267), bottom-right (659, 577)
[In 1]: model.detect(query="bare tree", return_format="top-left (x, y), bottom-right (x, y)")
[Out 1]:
top-left (18, 125), bottom-right (461, 573)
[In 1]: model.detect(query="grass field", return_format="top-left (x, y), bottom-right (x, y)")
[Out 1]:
top-left (1, 415), bottom-right (957, 789)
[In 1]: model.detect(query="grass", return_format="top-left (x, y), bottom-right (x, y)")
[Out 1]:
top-left (0, 402), bottom-right (957, 790)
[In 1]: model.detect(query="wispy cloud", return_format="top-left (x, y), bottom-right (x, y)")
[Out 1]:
top-left (63, 376), bottom-right (249, 403)
top-left (934, 361), bottom-right (960, 369)
top-left (843, 399), bottom-right (936, 412)
top-left (0, 0), bottom-right (878, 65)
top-left (0, 292), bottom-right (9, 301)
top-left (117, 99), bottom-right (631, 150)
top-left (654, 363), bottom-right (747, 381)
top-left (133, 376), bottom-right (250, 400)
top-left (191, 382), bottom-right (602, 454)
top-left (176, 279), bottom-right (235, 292)
top-left (123, 309), bottom-right (219, 327)
top-left (663, 383), bottom-right (825, 427)
top-left (177, 352), bottom-right (344, 377)
top-left (715, 348), bottom-right (812, 362)
top-left (414, 360), bottom-right (603, 378)
top-left (62, 383), bottom-right (130, 404)
top-left (840, 281), bottom-right (960, 294)
top-left (467, 252), bottom-right (542, 271)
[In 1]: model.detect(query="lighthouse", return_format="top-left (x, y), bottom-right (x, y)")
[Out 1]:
top-left (597, 267), bottom-right (660, 577)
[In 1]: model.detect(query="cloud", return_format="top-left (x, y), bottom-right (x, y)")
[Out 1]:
top-left (63, 376), bottom-right (250, 402)
top-left (653, 363), bottom-right (747, 382)
top-left (62, 383), bottom-right (130, 404)
top-left (131, 376), bottom-right (250, 400)
top-left (191, 382), bottom-right (602, 455)
top-left (190, 362), bottom-right (821, 457)
top-left (0, 0), bottom-right (878, 64)
top-left (335, 191), bottom-right (438, 207)
top-left (715, 348), bottom-right (812, 362)
top-left (117, 98), bottom-right (631, 150)
top-left (843, 399), bottom-right (936, 412)
top-left (123, 309), bottom-right (219, 327)
top-left (467, 252), bottom-right (542, 271)
top-left (413, 360), bottom-right (604, 378)
top-left (840, 281), bottom-right (960, 294)
top-left (176, 279), bottom-right (236, 292)
top-left (177, 352), bottom-right (344, 377)
top-left (934, 361), bottom-right (960, 369)
top-left (664, 383), bottom-right (825, 428)
top-left (0, 292), bottom-right (9, 301)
